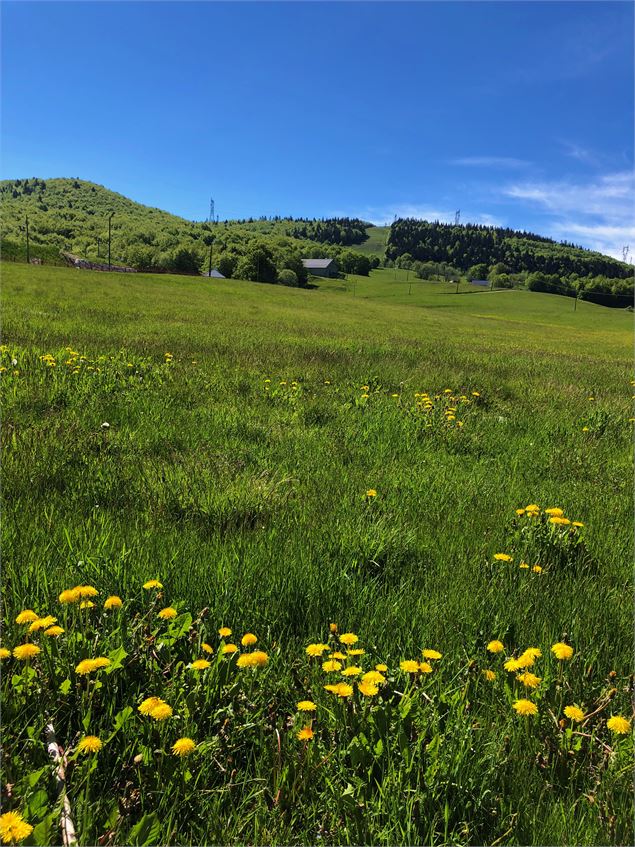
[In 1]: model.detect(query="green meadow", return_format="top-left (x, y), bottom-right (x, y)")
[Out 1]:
top-left (1, 262), bottom-right (633, 846)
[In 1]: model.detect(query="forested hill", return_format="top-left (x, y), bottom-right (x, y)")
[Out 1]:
top-left (387, 218), bottom-right (632, 280)
top-left (0, 178), bottom-right (377, 282)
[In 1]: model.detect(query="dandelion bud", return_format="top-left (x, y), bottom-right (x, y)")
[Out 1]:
top-left (608, 670), bottom-right (617, 679)
top-left (133, 754), bottom-right (143, 764)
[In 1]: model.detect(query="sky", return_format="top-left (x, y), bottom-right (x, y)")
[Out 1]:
top-left (1, 1), bottom-right (633, 259)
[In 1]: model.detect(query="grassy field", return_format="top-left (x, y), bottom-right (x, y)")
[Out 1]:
top-left (355, 226), bottom-right (390, 256)
top-left (1, 262), bottom-right (633, 846)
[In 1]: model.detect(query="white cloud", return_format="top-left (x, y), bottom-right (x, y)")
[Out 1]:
top-left (501, 171), bottom-right (635, 259)
top-left (451, 156), bottom-right (531, 169)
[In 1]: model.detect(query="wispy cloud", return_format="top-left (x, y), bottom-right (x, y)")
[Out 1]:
top-left (451, 156), bottom-right (531, 169)
top-left (501, 171), bottom-right (635, 260)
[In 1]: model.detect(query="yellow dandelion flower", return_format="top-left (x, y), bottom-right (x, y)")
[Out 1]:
top-left (241, 633), bottom-right (257, 646)
top-left (172, 737), bottom-right (196, 757)
top-left (516, 672), bottom-right (542, 688)
top-left (525, 504), bottom-right (540, 512)
top-left (523, 647), bottom-right (542, 659)
top-left (362, 671), bottom-right (386, 685)
top-left (0, 811), bottom-right (34, 844)
top-left (516, 653), bottom-right (536, 669)
top-left (74, 585), bottom-right (98, 598)
top-left (564, 706), bottom-right (585, 722)
top-left (544, 508), bottom-right (564, 517)
top-left (80, 601), bottom-right (95, 610)
top-left (342, 666), bottom-right (362, 677)
top-left (400, 660), bottom-right (420, 673)
top-left (28, 615), bottom-right (57, 632)
top-left (158, 607), bottom-right (177, 620)
top-left (419, 661), bottom-right (433, 673)
top-left (0, 648), bottom-right (11, 660)
top-left (331, 652), bottom-right (347, 660)
top-left (143, 580), bottom-right (163, 590)
top-left (59, 589), bottom-right (80, 604)
top-left (242, 650), bottom-right (268, 666)
top-left (322, 660), bottom-right (342, 672)
top-left (138, 696), bottom-right (164, 715)
top-left (551, 642), bottom-right (574, 660)
top-left (504, 658), bottom-right (522, 672)
top-left (482, 669), bottom-right (496, 681)
top-left (515, 508), bottom-right (526, 516)
top-left (306, 643), bottom-right (330, 657)
top-left (422, 649), bottom-right (442, 660)
top-left (494, 553), bottom-right (513, 562)
top-left (75, 657), bottom-right (111, 675)
top-left (104, 596), bottom-right (123, 609)
top-left (487, 641), bottom-right (504, 654)
top-left (150, 703), bottom-right (173, 721)
top-left (202, 642), bottom-right (214, 654)
top-left (190, 659), bottom-right (211, 670)
top-left (347, 648), bottom-right (365, 656)
top-left (77, 735), bottom-right (102, 754)
top-left (329, 622), bottom-right (338, 633)
top-left (606, 716), bottom-right (631, 734)
top-left (218, 626), bottom-right (232, 637)
top-left (532, 565), bottom-right (543, 573)
top-left (221, 643), bottom-right (238, 654)
top-left (297, 701), bottom-right (317, 712)
top-left (324, 684), bottom-right (340, 693)
top-left (358, 681), bottom-right (379, 696)
top-left (15, 610), bottom-right (38, 624)
top-left (375, 663), bottom-right (388, 672)
top-left (339, 633), bottom-right (358, 646)
top-left (513, 699), bottom-right (538, 716)
top-left (519, 562), bottom-right (530, 569)
top-left (366, 489), bottom-right (377, 497)
top-left (297, 726), bottom-right (314, 741)
top-left (44, 626), bottom-right (64, 637)
top-left (12, 644), bottom-right (40, 661)
top-left (334, 682), bottom-right (353, 697)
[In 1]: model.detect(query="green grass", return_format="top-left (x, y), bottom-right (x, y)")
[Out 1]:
top-left (1, 262), bottom-right (633, 846)
top-left (355, 225), bottom-right (390, 255)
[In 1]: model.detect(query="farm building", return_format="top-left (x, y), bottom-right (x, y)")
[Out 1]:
top-left (470, 278), bottom-right (489, 286)
top-left (301, 258), bottom-right (338, 277)
top-left (203, 268), bottom-right (225, 278)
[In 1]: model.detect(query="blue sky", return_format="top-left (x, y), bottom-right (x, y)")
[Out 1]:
top-left (2, 1), bottom-right (633, 258)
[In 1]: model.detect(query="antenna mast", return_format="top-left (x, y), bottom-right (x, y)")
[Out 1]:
top-left (209, 197), bottom-right (215, 223)
top-left (622, 245), bottom-right (629, 263)
top-left (455, 210), bottom-right (461, 225)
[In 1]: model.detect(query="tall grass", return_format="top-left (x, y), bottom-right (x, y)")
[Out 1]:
top-left (1, 263), bottom-right (632, 845)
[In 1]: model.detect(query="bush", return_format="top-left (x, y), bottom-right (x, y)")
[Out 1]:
top-left (278, 269), bottom-right (298, 287)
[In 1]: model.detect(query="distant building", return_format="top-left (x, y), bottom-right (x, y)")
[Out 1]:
top-left (301, 258), bottom-right (338, 278)
top-left (470, 279), bottom-right (489, 286)
top-left (204, 268), bottom-right (225, 278)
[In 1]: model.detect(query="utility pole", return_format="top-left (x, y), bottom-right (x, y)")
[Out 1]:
top-left (25, 215), bottom-right (30, 264)
top-left (108, 213), bottom-right (114, 270)
top-left (455, 210), bottom-right (460, 226)
top-left (207, 237), bottom-right (214, 277)
top-left (455, 279), bottom-right (460, 294)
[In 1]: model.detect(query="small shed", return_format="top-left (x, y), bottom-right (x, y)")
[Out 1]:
top-left (301, 258), bottom-right (338, 278)
top-left (470, 278), bottom-right (489, 287)
top-left (204, 268), bottom-right (225, 278)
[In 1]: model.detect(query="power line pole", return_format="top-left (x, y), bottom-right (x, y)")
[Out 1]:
top-left (209, 197), bottom-right (215, 223)
top-left (108, 213), bottom-right (114, 270)
top-left (25, 215), bottom-right (30, 264)
top-left (207, 237), bottom-right (214, 277)
top-left (455, 210), bottom-right (460, 226)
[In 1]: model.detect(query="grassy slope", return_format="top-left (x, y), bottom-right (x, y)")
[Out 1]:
top-left (353, 226), bottom-right (390, 256)
top-left (2, 263), bottom-right (633, 845)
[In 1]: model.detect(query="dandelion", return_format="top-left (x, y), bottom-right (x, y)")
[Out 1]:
top-left (221, 643), bottom-right (238, 655)
top-left (494, 553), bottom-right (513, 562)
top-left (523, 647), bottom-right (542, 659)
top-left (28, 615), bottom-right (58, 632)
top-left (366, 489), bottom-right (377, 498)
top-left (74, 586), bottom-right (98, 598)
top-left (532, 565), bottom-right (543, 574)
top-left (362, 670), bottom-right (386, 685)
top-left (347, 648), bottom-right (365, 656)
top-left (517, 672), bottom-right (542, 688)
top-left (482, 669), bottom-right (496, 681)
top-left (400, 660), bottom-right (420, 673)
top-left (44, 626), bottom-right (64, 637)
top-left (551, 642), bottom-right (574, 660)
top-left (375, 663), bottom-right (388, 672)
top-left (190, 659), bottom-right (211, 671)
top-left (59, 589), bottom-right (80, 604)
top-left (150, 703), bottom-right (173, 721)
top-left (331, 652), bottom-right (347, 660)
top-left (487, 640), bottom-right (504, 654)
top-left (515, 508), bottom-right (526, 516)
top-left (504, 658), bottom-right (522, 672)
top-left (334, 682), bottom-right (353, 697)
top-left (572, 521), bottom-right (584, 528)
top-left (329, 622), bottom-right (338, 633)
top-left (138, 696), bottom-right (164, 715)
top-left (419, 661), bottom-right (433, 673)
top-left (12, 644), bottom-right (40, 661)
top-left (15, 610), bottom-right (38, 624)
top-left (606, 716), bottom-right (631, 734)
top-left (80, 601), bottom-right (95, 610)
top-left (0, 810), bottom-right (34, 844)
top-left (297, 726), bottom-right (314, 741)
top-left (342, 666), bottom-right (362, 677)
top-left (104, 596), bottom-right (123, 609)
top-left (297, 701), bottom-right (317, 712)
top-left (322, 660), bottom-right (342, 672)
top-left (519, 562), bottom-right (530, 569)
top-left (158, 607), bottom-right (177, 620)
top-left (77, 736), bottom-right (102, 754)
top-left (339, 633), bottom-right (358, 646)
top-left (218, 627), bottom-right (232, 637)
top-left (241, 633), bottom-right (257, 646)
top-left (422, 649), bottom-right (442, 660)
top-left (516, 652), bottom-right (536, 669)
top-left (513, 699), bottom-right (538, 716)
top-left (202, 642), bottom-right (214, 654)
top-left (358, 681), bottom-right (379, 696)
top-left (306, 643), bottom-right (330, 657)
top-left (75, 657), bottom-right (111, 675)
top-left (0, 648), bottom-right (10, 660)
top-left (564, 706), bottom-right (585, 722)
top-left (172, 737), bottom-right (196, 757)
top-left (143, 580), bottom-right (163, 590)
top-left (544, 508), bottom-right (564, 517)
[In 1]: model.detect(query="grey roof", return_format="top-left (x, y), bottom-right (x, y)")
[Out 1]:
top-left (301, 258), bottom-right (335, 269)
top-left (470, 279), bottom-right (489, 285)
top-left (204, 268), bottom-right (225, 278)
